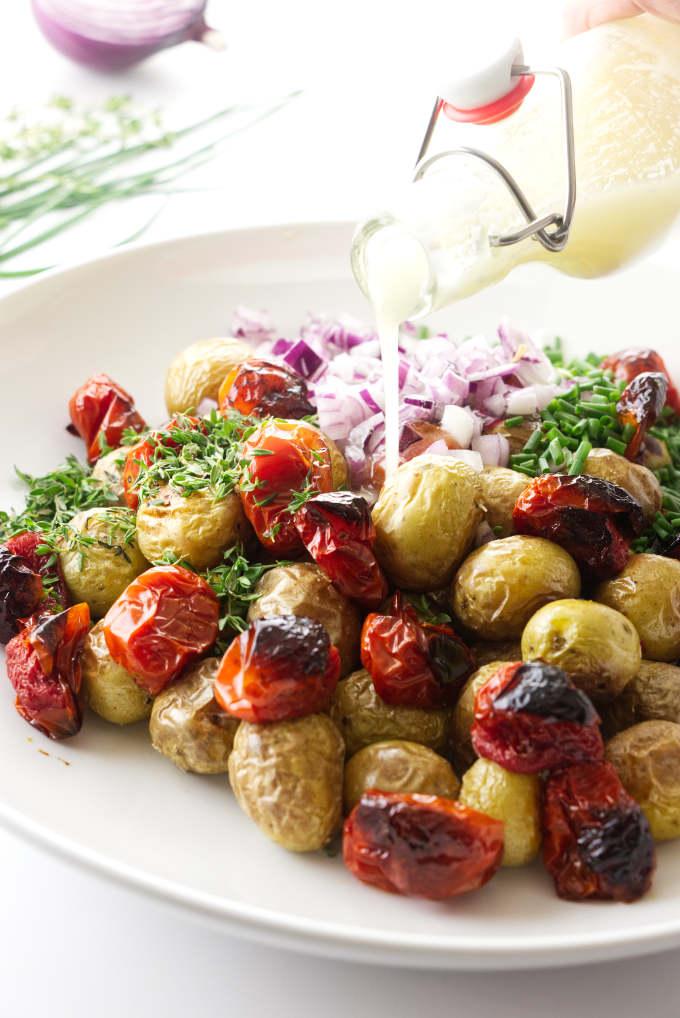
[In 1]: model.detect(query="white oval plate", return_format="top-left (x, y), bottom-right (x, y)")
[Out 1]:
top-left (1, 222), bottom-right (680, 971)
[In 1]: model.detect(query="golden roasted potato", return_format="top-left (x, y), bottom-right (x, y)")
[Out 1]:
top-left (583, 449), bottom-right (662, 522)
top-left (478, 467), bottom-right (529, 537)
top-left (373, 455), bottom-right (482, 591)
top-left (449, 662), bottom-right (504, 773)
top-left (342, 740), bottom-right (460, 814)
top-left (228, 714), bottom-right (344, 851)
top-left (91, 448), bottom-right (127, 503)
top-left (451, 536), bottom-right (580, 640)
top-left (246, 562), bottom-right (361, 677)
top-left (150, 658), bottom-right (239, 773)
top-left (603, 660), bottom-right (680, 737)
top-left (485, 415), bottom-right (540, 456)
top-left (165, 336), bottom-right (252, 415)
top-left (326, 435), bottom-right (349, 489)
top-left (330, 669), bottom-right (449, 757)
top-left (596, 554), bottom-right (680, 662)
top-left (136, 487), bottom-right (251, 571)
top-left (459, 759), bottom-right (541, 866)
top-left (471, 639), bottom-right (522, 668)
top-left (606, 721), bottom-right (680, 841)
top-left (81, 621), bottom-right (152, 724)
top-left (521, 598), bottom-right (641, 701)
top-left (59, 507), bottom-right (148, 619)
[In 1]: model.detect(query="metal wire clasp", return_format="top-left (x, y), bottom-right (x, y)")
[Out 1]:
top-left (413, 65), bottom-right (576, 253)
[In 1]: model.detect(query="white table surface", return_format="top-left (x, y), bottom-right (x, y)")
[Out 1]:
top-left (2, 3), bottom-right (680, 1014)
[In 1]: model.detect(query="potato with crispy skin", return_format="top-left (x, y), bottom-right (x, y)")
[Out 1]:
top-left (165, 336), bottom-right (252, 415)
top-left (602, 661), bottom-right (680, 737)
top-left (478, 467), bottom-right (529, 537)
top-left (583, 449), bottom-right (662, 522)
top-left (606, 721), bottom-right (680, 841)
top-left (81, 620), bottom-right (153, 724)
top-left (452, 536), bottom-right (580, 640)
top-left (343, 740), bottom-right (460, 814)
top-left (150, 658), bottom-right (239, 773)
top-left (247, 562), bottom-right (361, 677)
top-left (228, 714), bottom-right (344, 851)
top-left (91, 448), bottom-right (127, 503)
top-left (373, 455), bottom-right (482, 591)
top-left (330, 669), bottom-right (449, 757)
top-left (596, 554), bottom-right (680, 662)
top-left (459, 758), bottom-right (541, 866)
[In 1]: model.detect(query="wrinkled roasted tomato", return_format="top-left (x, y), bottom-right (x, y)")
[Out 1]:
top-left (471, 661), bottom-right (603, 773)
top-left (218, 358), bottom-right (315, 420)
top-left (542, 761), bottom-right (656, 902)
top-left (343, 791), bottom-right (504, 899)
top-left (103, 565), bottom-right (219, 695)
top-left (294, 491), bottom-right (388, 608)
top-left (122, 415), bottom-right (206, 511)
top-left (513, 473), bottom-right (643, 579)
top-left (616, 372), bottom-right (668, 460)
top-left (361, 592), bottom-right (476, 709)
top-left (602, 347), bottom-right (680, 416)
top-left (5, 602), bottom-right (90, 739)
top-left (239, 419), bottom-right (333, 555)
top-left (0, 545), bottom-right (43, 643)
top-left (214, 615), bottom-right (341, 722)
top-left (69, 373), bottom-right (146, 465)
top-left (5, 530), bottom-right (70, 613)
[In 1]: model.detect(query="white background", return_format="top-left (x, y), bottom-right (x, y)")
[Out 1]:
top-left (2, 1), bottom-right (680, 1015)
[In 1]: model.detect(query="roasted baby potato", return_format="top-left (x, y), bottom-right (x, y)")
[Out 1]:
top-left (596, 554), bottom-right (680, 662)
top-left (150, 657), bottom-right (239, 773)
top-left (478, 467), bottom-right (529, 537)
top-left (521, 598), bottom-right (641, 701)
top-left (342, 740), bottom-right (460, 814)
top-left (485, 415), bottom-right (540, 456)
top-left (606, 720), bottom-right (680, 841)
top-left (228, 713), bottom-right (344, 851)
top-left (59, 507), bottom-right (148, 618)
top-left (583, 449), bottom-right (662, 522)
top-left (165, 336), bottom-right (252, 415)
top-left (81, 620), bottom-right (152, 724)
top-left (330, 668), bottom-right (449, 756)
top-left (451, 535), bottom-right (581, 640)
top-left (246, 562), bottom-right (361, 677)
top-left (136, 487), bottom-right (251, 571)
top-left (91, 447), bottom-right (127, 503)
top-left (459, 758), bottom-right (541, 866)
top-left (372, 455), bottom-right (482, 591)
top-left (449, 662), bottom-right (504, 774)
top-left (603, 661), bottom-right (680, 737)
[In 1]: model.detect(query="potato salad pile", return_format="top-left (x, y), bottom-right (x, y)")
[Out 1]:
top-left (3, 315), bottom-right (680, 907)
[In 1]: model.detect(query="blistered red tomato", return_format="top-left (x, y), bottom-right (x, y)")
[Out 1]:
top-left (69, 373), bottom-right (145, 465)
top-left (343, 791), bottom-right (504, 899)
top-left (602, 347), bottom-right (680, 415)
top-left (239, 419), bottom-right (333, 555)
top-left (513, 473), bottom-right (643, 579)
top-left (542, 761), bottom-right (656, 902)
top-left (0, 545), bottom-right (43, 643)
top-left (294, 491), bottom-right (388, 608)
top-left (5, 602), bottom-right (90, 739)
top-left (102, 565), bottom-right (219, 695)
top-left (5, 530), bottom-right (70, 613)
top-left (616, 372), bottom-right (668, 460)
top-left (218, 358), bottom-right (314, 420)
top-left (360, 593), bottom-right (476, 709)
top-left (122, 415), bottom-right (206, 510)
top-left (471, 660), bottom-right (603, 773)
top-left (214, 615), bottom-right (341, 722)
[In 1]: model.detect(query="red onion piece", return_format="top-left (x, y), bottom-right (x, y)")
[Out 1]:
top-left (32, 0), bottom-right (225, 70)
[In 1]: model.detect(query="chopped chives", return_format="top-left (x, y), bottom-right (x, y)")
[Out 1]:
top-left (621, 422), bottom-right (636, 443)
top-left (606, 436), bottom-right (628, 456)
top-left (524, 429), bottom-right (542, 453)
top-left (548, 437), bottom-right (565, 464)
top-left (568, 439), bottom-right (592, 475)
top-left (504, 415), bottom-right (524, 428)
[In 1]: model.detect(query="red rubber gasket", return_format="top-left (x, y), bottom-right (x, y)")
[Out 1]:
top-left (443, 74), bottom-right (535, 125)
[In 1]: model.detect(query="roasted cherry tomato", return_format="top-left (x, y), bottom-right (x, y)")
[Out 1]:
top-left (602, 347), bottom-right (680, 415)
top-left (218, 358), bottom-right (315, 420)
top-left (361, 592), bottom-right (476, 709)
top-left (0, 545), bottom-right (43, 643)
top-left (5, 602), bottom-right (90, 739)
top-left (542, 760), bottom-right (656, 902)
top-left (103, 565), bottom-right (219, 695)
top-left (616, 372), bottom-right (668, 460)
top-left (69, 373), bottom-right (146, 465)
top-left (294, 491), bottom-right (388, 608)
top-left (239, 419), bottom-right (333, 555)
top-left (214, 615), bottom-right (341, 722)
top-left (343, 790), bottom-right (504, 899)
top-left (513, 473), bottom-right (643, 580)
top-left (122, 415), bottom-right (206, 511)
top-left (471, 661), bottom-right (603, 773)
top-left (5, 530), bottom-right (70, 613)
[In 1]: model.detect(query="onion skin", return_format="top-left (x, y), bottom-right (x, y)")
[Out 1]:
top-left (31, 0), bottom-right (224, 71)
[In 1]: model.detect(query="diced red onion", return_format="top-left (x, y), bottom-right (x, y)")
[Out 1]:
top-left (471, 433), bottom-right (509, 467)
top-left (232, 306), bottom-right (277, 345)
top-left (283, 339), bottom-right (324, 381)
top-left (359, 388), bottom-right (383, 414)
top-left (441, 405), bottom-right (474, 447)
